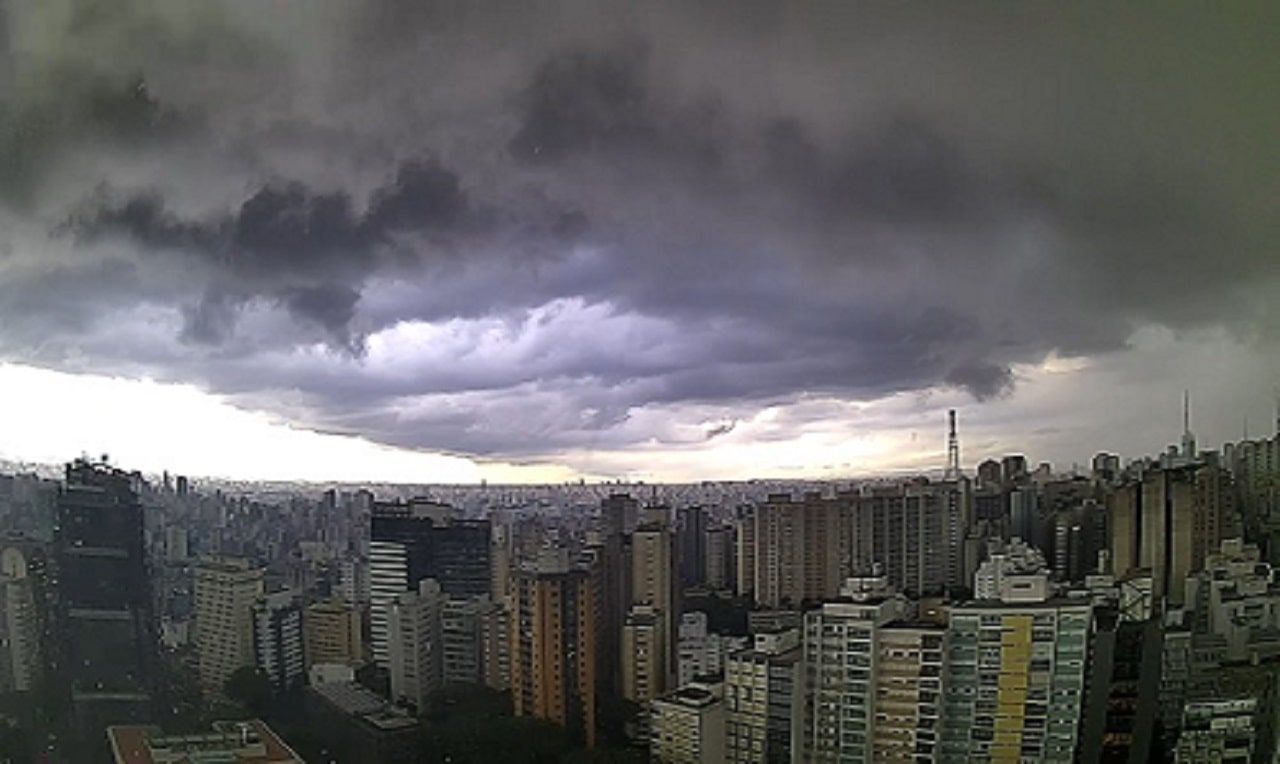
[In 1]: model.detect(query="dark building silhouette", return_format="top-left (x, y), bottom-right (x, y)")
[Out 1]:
top-left (598, 493), bottom-right (638, 699)
top-left (677, 505), bottom-right (707, 588)
top-left (370, 502), bottom-right (491, 598)
top-left (55, 458), bottom-right (156, 758)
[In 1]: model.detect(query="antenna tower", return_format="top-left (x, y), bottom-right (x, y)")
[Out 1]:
top-left (1183, 390), bottom-right (1190, 435)
top-left (945, 409), bottom-right (961, 479)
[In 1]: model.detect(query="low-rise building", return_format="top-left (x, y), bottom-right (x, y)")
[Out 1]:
top-left (305, 681), bottom-right (421, 764)
top-left (107, 720), bottom-right (302, 763)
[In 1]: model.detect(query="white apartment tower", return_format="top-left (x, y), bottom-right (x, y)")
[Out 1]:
top-left (388, 578), bottom-right (443, 711)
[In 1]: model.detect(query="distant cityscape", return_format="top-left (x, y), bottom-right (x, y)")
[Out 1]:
top-left (0, 407), bottom-right (1278, 762)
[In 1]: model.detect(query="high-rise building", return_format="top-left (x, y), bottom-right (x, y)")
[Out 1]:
top-left (798, 597), bottom-right (912, 762)
top-left (850, 480), bottom-right (968, 597)
top-left (0, 546), bottom-right (41, 693)
top-left (976, 459), bottom-right (1004, 488)
top-left (724, 627), bottom-right (801, 763)
top-left (599, 493), bottom-right (638, 699)
top-left (490, 523), bottom-right (513, 608)
top-left (253, 590), bottom-right (304, 693)
top-left (1111, 464), bottom-right (1237, 606)
top-left (942, 599), bottom-right (1093, 761)
top-left (735, 506), bottom-right (755, 599)
top-left (478, 599), bottom-right (510, 691)
top-left (623, 604), bottom-right (666, 703)
top-left (369, 503), bottom-right (490, 668)
top-left (1077, 610), bottom-right (1162, 762)
top-left (649, 683), bottom-right (726, 764)
top-left (1227, 432), bottom-right (1279, 545)
top-left (872, 624), bottom-right (949, 762)
top-left (194, 557), bottom-right (265, 693)
top-left (511, 553), bottom-right (598, 749)
top-left (1002, 454), bottom-right (1030, 485)
top-left (753, 493), bottom-right (851, 608)
top-left (55, 459), bottom-right (157, 756)
top-left (369, 539), bottom-right (408, 668)
top-left (704, 525), bottom-right (733, 591)
top-left (440, 596), bottom-right (485, 685)
top-left (304, 599), bottom-right (363, 667)
top-left (677, 506), bottom-right (708, 588)
top-left (338, 558), bottom-right (368, 606)
top-left (387, 578), bottom-right (443, 711)
top-left (632, 521), bottom-right (678, 691)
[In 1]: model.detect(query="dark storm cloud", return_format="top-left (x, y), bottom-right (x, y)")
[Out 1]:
top-left (65, 157), bottom-right (475, 346)
top-left (1, 1), bottom-right (1277, 460)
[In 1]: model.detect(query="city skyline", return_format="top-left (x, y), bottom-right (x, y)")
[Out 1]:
top-left (2, 3), bottom-right (1278, 484)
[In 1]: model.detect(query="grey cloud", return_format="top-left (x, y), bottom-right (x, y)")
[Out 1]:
top-left (1, 1), bottom-right (1277, 464)
top-left (945, 363), bottom-right (1015, 402)
top-left (63, 157), bottom-right (475, 345)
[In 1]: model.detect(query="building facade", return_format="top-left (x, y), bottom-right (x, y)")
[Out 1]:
top-left (511, 556), bottom-right (598, 748)
top-left (253, 590), bottom-right (305, 693)
top-left (649, 683), bottom-right (726, 764)
top-left (724, 628), bottom-right (801, 763)
top-left (942, 599), bottom-right (1092, 762)
top-left (304, 599), bottom-right (363, 667)
top-left (194, 557), bottom-right (265, 693)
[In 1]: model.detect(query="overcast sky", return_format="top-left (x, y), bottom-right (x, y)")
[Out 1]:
top-left (0, 1), bottom-right (1276, 483)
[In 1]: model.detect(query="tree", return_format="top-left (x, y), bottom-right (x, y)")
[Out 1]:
top-left (223, 667), bottom-right (272, 717)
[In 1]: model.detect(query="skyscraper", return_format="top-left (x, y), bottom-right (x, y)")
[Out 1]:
top-left (369, 502), bottom-right (490, 668)
top-left (623, 604), bottom-right (666, 703)
top-left (1111, 464), bottom-right (1237, 606)
top-left (387, 577), bottom-right (443, 711)
top-left (599, 493), bottom-right (638, 699)
top-left (0, 546), bottom-right (41, 693)
top-left (704, 525), bottom-right (733, 591)
top-left (632, 520), bottom-right (679, 692)
top-left (253, 590), bottom-right (305, 693)
top-left (55, 458), bottom-right (157, 755)
top-left (752, 493), bottom-right (851, 608)
top-left (942, 599), bottom-right (1093, 761)
top-left (798, 597), bottom-right (912, 762)
top-left (440, 596), bottom-right (485, 685)
top-left (677, 505), bottom-right (708, 588)
top-left (735, 506), bottom-right (755, 599)
top-left (511, 553), bottom-right (598, 749)
top-left (194, 557), bottom-right (265, 692)
top-left (850, 480), bottom-right (967, 598)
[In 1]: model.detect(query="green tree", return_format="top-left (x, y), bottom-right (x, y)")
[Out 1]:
top-left (223, 667), bottom-right (272, 717)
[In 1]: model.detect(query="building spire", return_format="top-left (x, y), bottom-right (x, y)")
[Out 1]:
top-left (945, 409), bottom-right (961, 479)
top-left (1181, 390), bottom-right (1197, 460)
top-left (1183, 389), bottom-right (1190, 435)
top-left (1275, 386), bottom-right (1280, 436)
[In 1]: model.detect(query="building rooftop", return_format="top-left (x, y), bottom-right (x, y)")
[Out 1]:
top-left (310, 682), bottom-right (420, 732)
top-left (657, 683), bottom-right (723, 709)
top-left (107, 720), bottom-right (301, 764)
